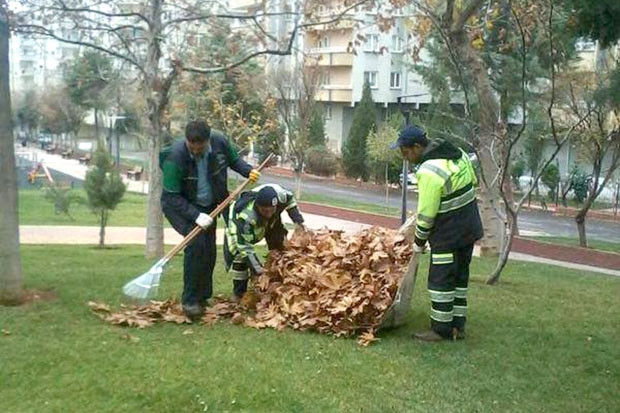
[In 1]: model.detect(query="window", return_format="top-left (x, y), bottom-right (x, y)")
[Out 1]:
top-left (320, 71), bottom-right (330, 86)
top-left (392, 36), bottom-right (403, 53)
top-left (364, 34), bottom-right (379, 52)
top-left (325, 104), bottom-right (332, 120)
top-left (390, 72), bottom-right (401, 89)
top-left (318, 35), bottom-right (329, 49)
top-left (364, 71), bottom-right (378, 88)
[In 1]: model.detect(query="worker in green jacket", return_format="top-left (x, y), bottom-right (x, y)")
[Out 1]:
top-left (224, 184), bottom-right (306, 301)
top-left (392, 125), bottom-right (483, 342)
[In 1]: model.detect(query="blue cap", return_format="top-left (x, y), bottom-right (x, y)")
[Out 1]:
top-left (390, 125), bottom-right (428, 149)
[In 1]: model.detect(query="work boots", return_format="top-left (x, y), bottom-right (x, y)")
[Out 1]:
top-left (413, 328), bottom-right (466, 342)
top-left (453, 328), bottom-right (466, 340)
top-left (182, 303), bottom-right (204, 321)
top-left (413, 330), bottom-right (446, 342)
top-left (232, 279), bottom-right (248, 302)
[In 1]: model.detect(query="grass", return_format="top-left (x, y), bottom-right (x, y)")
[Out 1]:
top-left (1, 245), bottom-right (619, 412)
top-left (18, 188), bottom-right (150, 227)
top-left (528, 236), bottom-right (620, 254)
top-left (299, 192), bottom-right (402, 217)
top-left (18, 183), bottom-right (403, 228)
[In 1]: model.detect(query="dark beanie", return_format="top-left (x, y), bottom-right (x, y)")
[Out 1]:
top-left (255, 186), bottom-right (278, 207)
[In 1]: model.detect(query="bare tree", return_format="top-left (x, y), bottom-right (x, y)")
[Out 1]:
top-left (559, 67), bottom-right (620, 247)
top-left (270, 58), bottom-right (322, 197)
top-left (0, 0), bottom-right (23, 305)
top-left (486, 1), bottom-right (596, 283)
top-left (39, 85), bottom-right (85, 147)
top-left (11, 0), bottom-right (368, 258)
top-left (398, 1), bottom-right (588, 283)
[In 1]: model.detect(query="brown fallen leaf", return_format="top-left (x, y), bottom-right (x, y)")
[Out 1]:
top-left (88, 301), bottom-right (111, 313)
top-left (87, 227), bottom-right (410, 346)
top-left (120, 333), bottom-right (140, 343)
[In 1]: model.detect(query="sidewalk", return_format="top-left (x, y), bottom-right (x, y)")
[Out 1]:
top-left (17, 147), bottom-right (149, 194)
top-left (16, 147), bottom-right (619, 276)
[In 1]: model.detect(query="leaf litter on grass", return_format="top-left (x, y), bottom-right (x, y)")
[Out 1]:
top-left (88, 227), bottom-right (412, 346)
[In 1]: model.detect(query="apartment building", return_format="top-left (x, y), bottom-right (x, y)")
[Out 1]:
top-left (225, 1), bottom-right (434, 153)
top-left (9, 33), bottom-right (79, 97)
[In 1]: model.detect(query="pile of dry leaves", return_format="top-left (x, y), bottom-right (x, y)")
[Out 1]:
top-left (89, 227), bottom-right (412, 346)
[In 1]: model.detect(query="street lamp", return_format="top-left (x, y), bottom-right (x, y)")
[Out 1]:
top-left (110, 115), bottom-right (126, 168)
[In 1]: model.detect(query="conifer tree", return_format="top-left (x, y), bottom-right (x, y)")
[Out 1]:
top-left (307, 107), bottom-right (327, 148)
top-left (84, 146), bottom-right (126, 247)
top-left (342, 82), bottom-right (376, 180)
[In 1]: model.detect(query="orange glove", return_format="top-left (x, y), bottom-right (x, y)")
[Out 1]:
top-left (249, 169), bottom-right (261, 183)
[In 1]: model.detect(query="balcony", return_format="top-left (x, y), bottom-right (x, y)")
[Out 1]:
top-left (305, 18), bottom-right (357, 32)
top-left (317, 85), bottom-right (352, 102)
top-left (308, 47), bottom-right (354, 66)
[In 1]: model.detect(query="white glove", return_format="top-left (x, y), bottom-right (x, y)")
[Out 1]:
top-left (413, 242), bottom-right (427, 254)
top-left (398, 214), bottom-right (417, 241)
top-left (195, 213), bottom-right (214, 229)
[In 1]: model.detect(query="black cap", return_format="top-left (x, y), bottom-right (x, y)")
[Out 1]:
top-left (390, 125), bottom-right (428, 149)
top-left (255, 186), bottom-right (278, 207)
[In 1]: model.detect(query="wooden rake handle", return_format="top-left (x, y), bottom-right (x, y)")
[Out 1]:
top-left (162, 153), bottom-right (275, 261)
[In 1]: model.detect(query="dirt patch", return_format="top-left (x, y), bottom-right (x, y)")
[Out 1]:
top-left (22, 289), bottom-right (57, 304)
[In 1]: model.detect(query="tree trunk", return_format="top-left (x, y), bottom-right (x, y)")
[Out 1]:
top-left (294, 171), bottom-right (302, 199)
top-left (450, 31), bottom-right (503, 257)
top-left (98, 209), bottom-right (108, 248)
top-left (575, 212), bottom-right (588, 248)
top-left (385, 162), bottom-right (389, 207)
top-left (94, 107), bottom-right (100, 146)
top-left (0, 8), bottom-right (23, 305)
top-left (487, 209), bottom-right (517, 285)
top-left (145, 132), bottom-right (164, 258)
top-left (143, 0), bottom-right (165, 259)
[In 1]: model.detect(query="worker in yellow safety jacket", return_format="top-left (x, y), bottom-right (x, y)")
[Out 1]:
top-left (392, 125), bottom-right (483, 342)
top-left (224, 184), bottom-right (306, 300)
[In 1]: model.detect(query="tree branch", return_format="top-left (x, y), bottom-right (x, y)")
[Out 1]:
top-left (15, 24), bottom-right (146, 75)
top-left (181, 21), bottom-right (299, 74)
top-left (452, 0), bottom-right (486, 33)
top-left (53, 0), bottom-right (150, 24)
top-left (443, 0), bottom-right (455, 28)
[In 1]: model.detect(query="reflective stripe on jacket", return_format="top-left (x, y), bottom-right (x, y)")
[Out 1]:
top-left (415, 149), bottom-right (483, 250)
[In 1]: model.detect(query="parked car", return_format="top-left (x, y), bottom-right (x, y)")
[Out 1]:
top-left (399, 172), bottom-right (418, 191)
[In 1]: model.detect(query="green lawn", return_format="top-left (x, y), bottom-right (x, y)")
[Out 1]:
top-left (19, 188), bottom-right (150, 227)
top-left (18, 184), bottom-right (403, 227)
top-left (2, 245), bottom-right (618, 412)
top-left (528, 236), bottom-right (620, 254)
top-left (299, 192), bottom-right (402, 217)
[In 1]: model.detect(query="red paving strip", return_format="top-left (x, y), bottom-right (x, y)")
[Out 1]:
top-left (299, 201), bottom-right (620, 271)
top-left (299, 202), bottom-right (400, 229)
top-left (512, 237), bottom-right (620, 271)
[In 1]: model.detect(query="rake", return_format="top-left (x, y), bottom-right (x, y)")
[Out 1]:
top-left (378, 243), bottom-right (420, 330)
top-left (122, 153), bottom-right (275, 301)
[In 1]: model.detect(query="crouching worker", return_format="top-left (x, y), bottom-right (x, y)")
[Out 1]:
top-left (224, 184), bottom-right (306, 301)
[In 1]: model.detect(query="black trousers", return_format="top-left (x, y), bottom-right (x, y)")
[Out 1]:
top-left (181, 205), bottom-right (216, 307)
top-left (427, 244), bottom-right (474, 337)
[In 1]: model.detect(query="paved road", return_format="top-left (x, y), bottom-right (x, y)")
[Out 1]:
top-left (262, 172), bottom-right (620, 244)
top-left (17, 147), bottom-right (620, 244)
